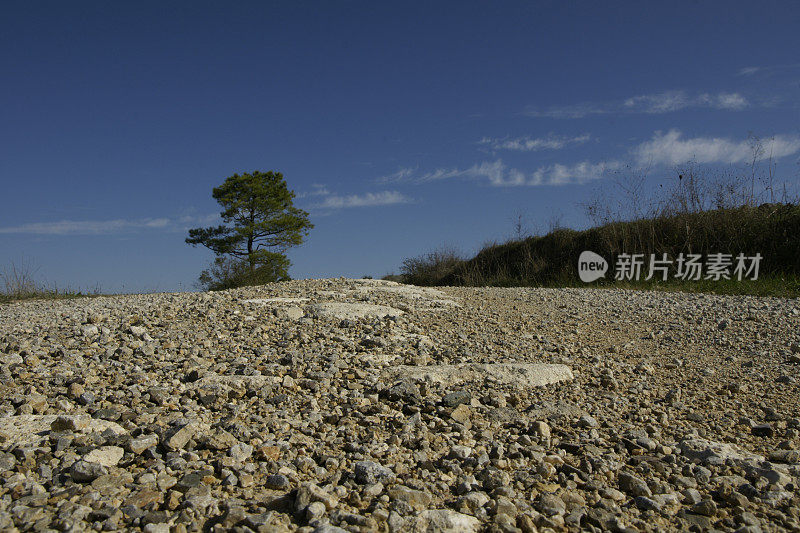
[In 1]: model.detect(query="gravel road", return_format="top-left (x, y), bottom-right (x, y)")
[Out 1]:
top-left (1, 278), bottom-right (798, 532)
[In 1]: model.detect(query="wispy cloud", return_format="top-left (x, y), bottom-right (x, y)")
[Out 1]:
top-left (525, 102), bottom-right (608, 119)
top-left (526, 90), bottom-right (749, 119)
top-left (634, 130), bottom-right (800, 166)
top-left (0, 214), bottom-right (220, 236)
top-left (714, 93), bottom-right (749, 110)
top-left (375, 168), bottom-right (417, 184)
top-left (623, 91), bottom-right (748, 113)
top-left (0, 217), bottom-right (171, 235)
top-left (385, 159), bottom-right (620, 187)
top-left (177, 213), bottom-right (221, 226)
top-left (738, 66), bottom-right (762, 76)
top-left (530, 160), bottom-right (622, 186)
top-left (420, 161), bottom-right (509, 184)
top-left (296, 184), bottom-right (331, 198)
top-left (738, 62), bottom-right (800, 77)
top-left (479, 133), bottom-right (591, 152)
top-left (372, 127), bottom-right (800, 192)
top-left (310, 190), bottom-right (412, 209)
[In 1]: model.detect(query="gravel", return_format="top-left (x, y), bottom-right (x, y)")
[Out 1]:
top-left (0, 277), bottom-right (798, 531)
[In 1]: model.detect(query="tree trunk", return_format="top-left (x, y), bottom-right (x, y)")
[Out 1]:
top-left (248, 205), bottom-right (255, 276)
top-left (247, 236), bottom-right (254, 275)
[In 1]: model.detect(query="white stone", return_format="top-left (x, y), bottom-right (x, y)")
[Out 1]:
top-left (0, 415), bottom-right (126, 448)
top-left (351, 279), bottom-right (400, 286)
top-left (283, 306), bottom-right (304, 320)
top-left (84, 446), bottom-right (124, 467)
top-left (409, 509), bottom-right (481, 533)
top-left (679, 438), bottom-right (764, 467)
top-left (192, 375), bottom-right (281, 391)
top-left (310, 302), bottom-right (403, 320)
top-left (241, 297), bottom-right (310, 304)
top-left (382, 363), bottom-right (574, 388)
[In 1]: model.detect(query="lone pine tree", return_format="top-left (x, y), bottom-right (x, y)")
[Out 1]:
top-left (186, 170), bottom-right (312, 289)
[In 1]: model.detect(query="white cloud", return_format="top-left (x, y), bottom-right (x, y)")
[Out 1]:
top-left (177, 213), bottom-right (220, 225)
top-left (712, 93), bottom-right (748, 109)
top-left (459, 160), bottom-right (510, 184)
top-left (623, 91), bottom-right (690, 113)
top-left (0, 213), bottom-right (222, 236)
top-left (623, 91), bottom-right (748, 113)
top-left (311, 190), bottom-right (412, 209)
top-left (531, 160), bottom-right (622, 186)
top-left (737, 63), bottom-right (800, 77)
top-left (0, 217), bottom-right (173, 235)
top-left (401, 159), bottom-right (619, 187)
top-left (375, 168), bottom-right (417, 184)
top-left (529, 90), bottom-right (749, 119)
top-left (296, 184), bottom-right (332, 198)
top-left (479, 133), bottom-right (591, 152)
top-left (739, 66), bottom-right (761, 76)
top-left (634, 130), bottom-right (800, 166)
top-left (413, 160), bottom-right (507, 184)
top-left (416, 167), bottom-right (467, 182)
top-left (525, 103), bottom-right (608, 119)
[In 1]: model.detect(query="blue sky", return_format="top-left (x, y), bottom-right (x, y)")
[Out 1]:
top-left (1, 1), bottom-right (799, 292)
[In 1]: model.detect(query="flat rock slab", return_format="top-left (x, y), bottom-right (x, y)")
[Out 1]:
top-left (192, 375), bottom-right (282, 391)
top-left (310, 302), bottom-right (404, 320)
top-left (356, 285), bottom-right (448, 299)
top-left (424, 299), bottom-right (462, 308)
top-left (408, 509), bottom-right (481, 532)
top-left (0, 415), bottom-right (126, 449)
top-left (241, 297), bottom-right (310, 304)
top-left (527, 402), bottom-right (586, 421)
top-left (679, 437), bottom-right (765, 467)
top-left (352, 279), bottom-right (401, 286)
top-left (356, 285), bottom-right (461, 307)
top-left (84, 445), bottom-right (125, 467)
top-left (314, 290), bottom-right (346, 297)
top-left (383, 363), bottom-right (574, 388)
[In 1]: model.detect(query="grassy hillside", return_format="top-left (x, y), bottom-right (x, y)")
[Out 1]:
top-left (396, 203), bottom-right (800, 296)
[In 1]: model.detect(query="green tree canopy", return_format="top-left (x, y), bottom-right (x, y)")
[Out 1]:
top-left (186, 171), bottom-right (312, 288)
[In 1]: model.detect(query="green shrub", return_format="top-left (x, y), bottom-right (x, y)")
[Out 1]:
top-left (198, 254), bottom-right (290, 291)
top-left (400, 246), bottom-right (465, 286)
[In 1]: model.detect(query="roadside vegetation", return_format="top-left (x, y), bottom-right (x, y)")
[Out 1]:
top-left (0, 258), bottom-right (101, 304)
top-left (392, 151), bottom-right (800, 297)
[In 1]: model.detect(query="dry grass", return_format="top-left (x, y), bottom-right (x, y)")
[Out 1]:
top-left (0, 258), bottom-right (101, 304)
